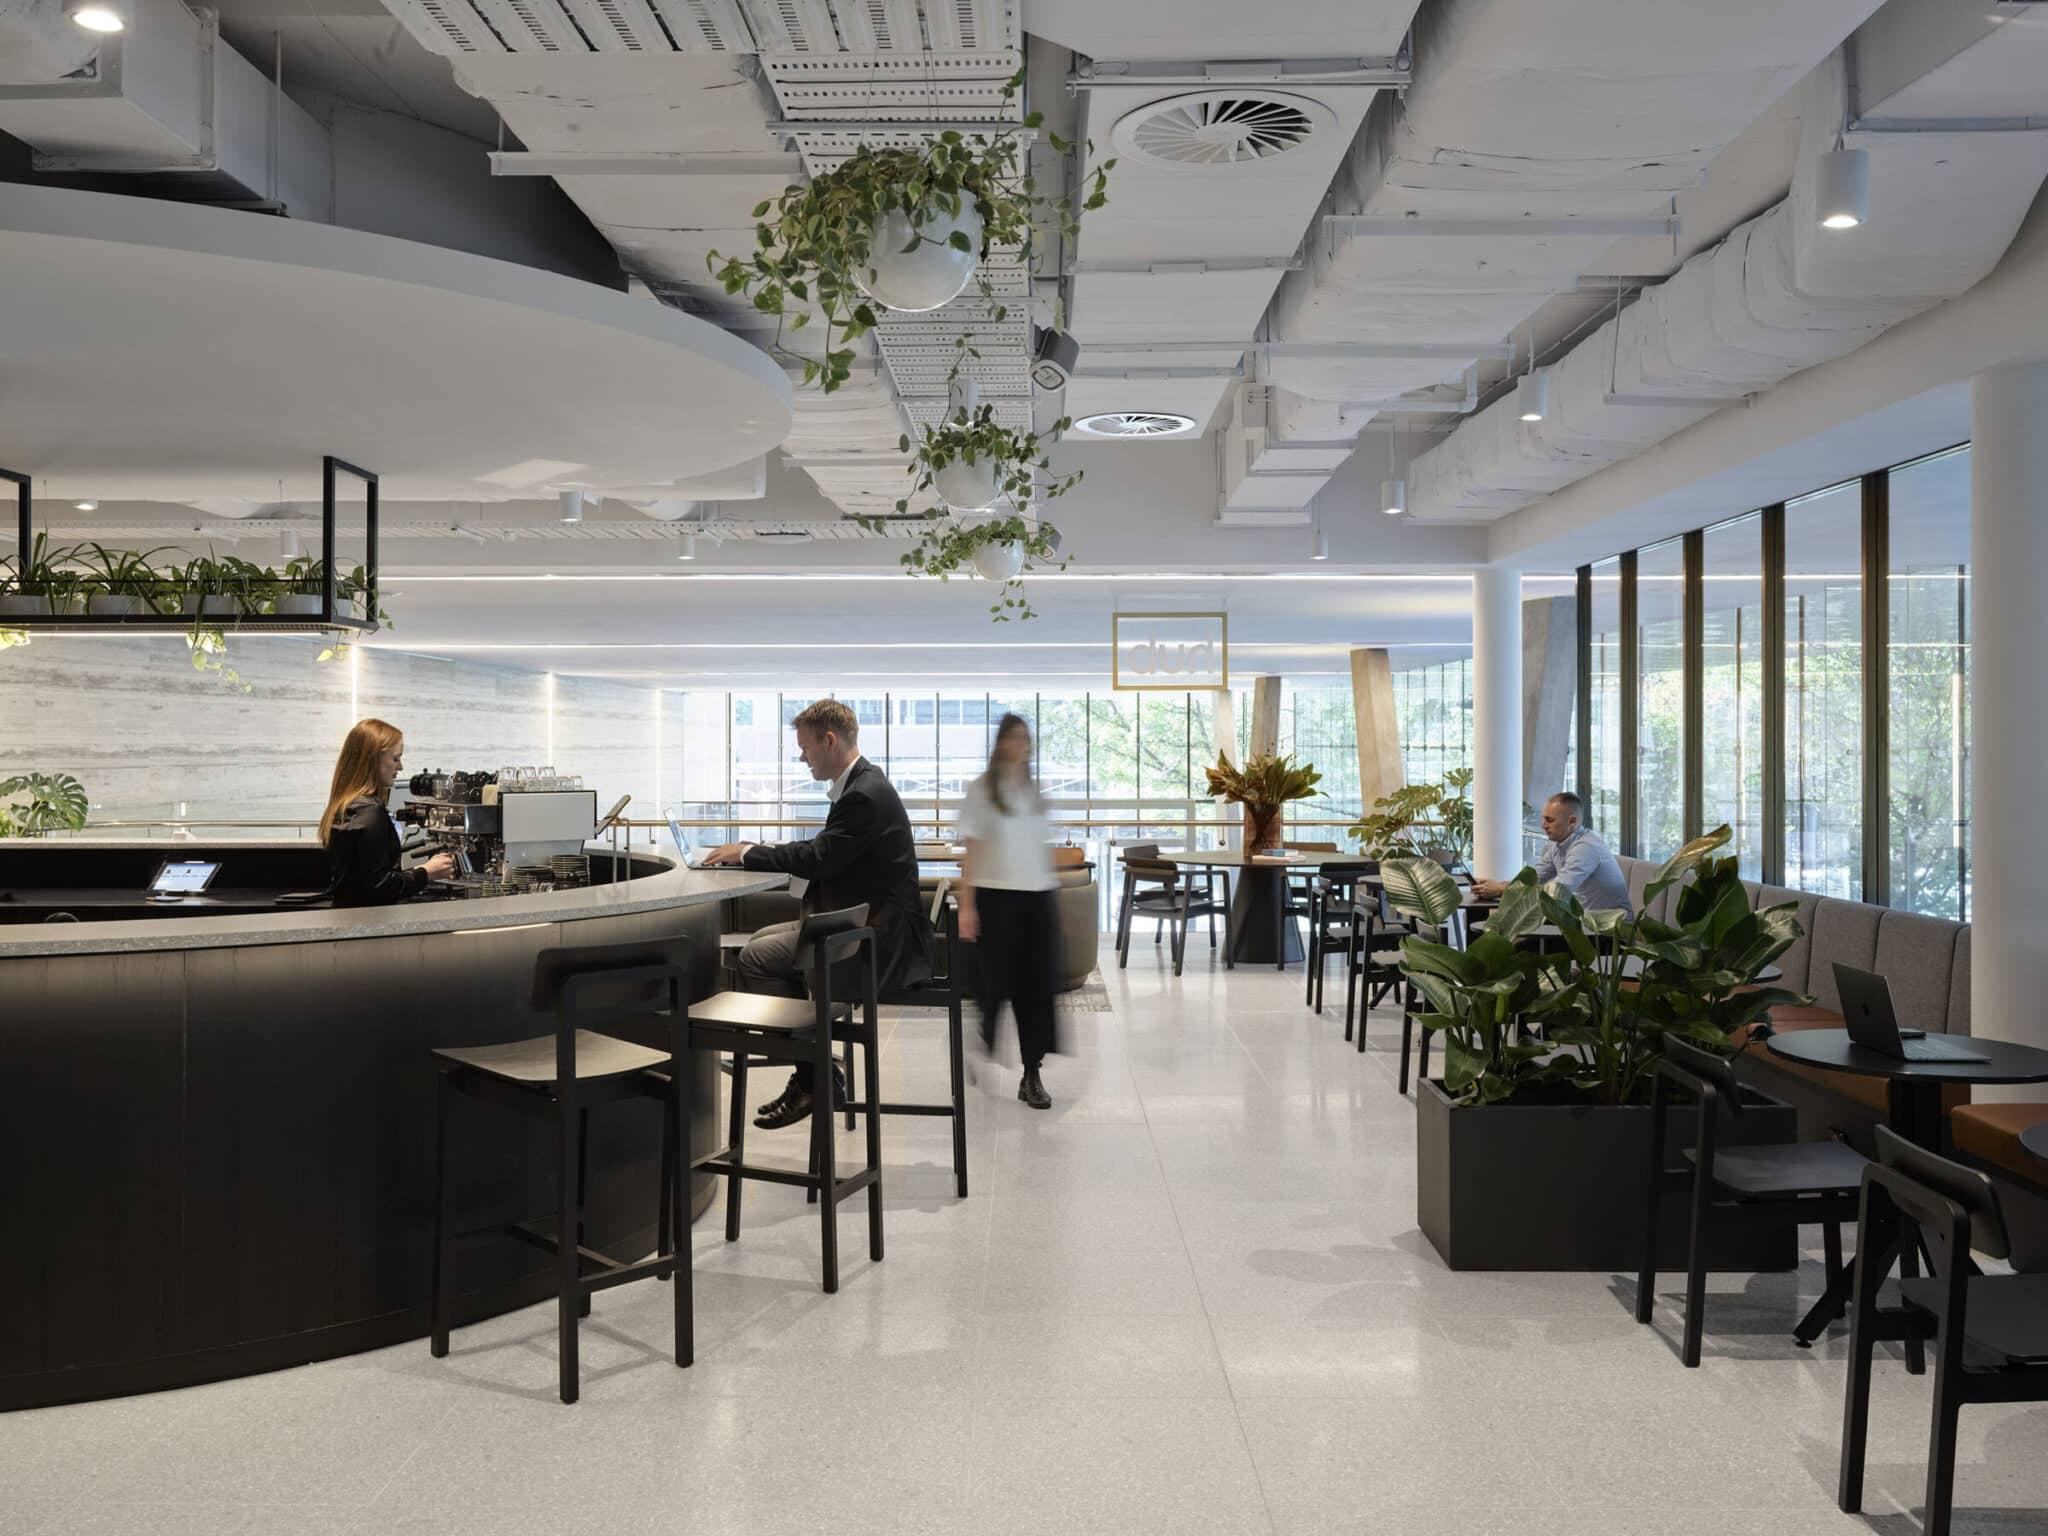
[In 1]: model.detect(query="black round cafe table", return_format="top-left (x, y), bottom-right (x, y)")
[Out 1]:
top-left (1157, 849), bottom-right (1340, 967)
top-left (1764, 1028), bottom-right (2048, 1347)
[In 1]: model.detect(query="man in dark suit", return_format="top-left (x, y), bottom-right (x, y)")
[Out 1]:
top-left (701, 697), bottom-right (932, 1129)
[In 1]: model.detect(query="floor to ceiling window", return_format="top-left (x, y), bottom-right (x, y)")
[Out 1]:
top-left (1391, 652), bottom-right (1473, 789)
top-left (1784, 480), bottom-right (1864, 899)
top-left (1887, 448), bottom-right (1971, 919)
top-left (1587, 558), bottom-right (1623, 844)
top-left (1636, 538), bottom-right (1686, 860)
top-left (1700, 514), bottom-right (1764, 877)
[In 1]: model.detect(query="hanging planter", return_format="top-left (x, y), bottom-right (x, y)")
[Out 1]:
top-left (971, 539), bottom-right (1026, 583)
top-left (708, 70), bottom-right (1114, 393)
top-left (886, 513), bottom-right (1065, 622)
top-left (933, 455), bottom-right (1001, 513)
top-left (858, 194), bottom-right (984, 313)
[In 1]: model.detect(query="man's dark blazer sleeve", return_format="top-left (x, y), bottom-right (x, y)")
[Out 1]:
top-left (739, 790), bottom-right (871, 882)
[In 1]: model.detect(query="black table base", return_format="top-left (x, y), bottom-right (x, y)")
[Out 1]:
top-left (1231, 867), bottom-right (1304, 968)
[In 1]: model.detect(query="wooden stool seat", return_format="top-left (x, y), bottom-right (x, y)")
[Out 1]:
top-left (433, 1031), bottom-right (671, 1084)
top-left (688, 990), bottom-right (831, 1036)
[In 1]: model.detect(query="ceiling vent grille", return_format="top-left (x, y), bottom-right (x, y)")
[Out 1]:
top-left (1074, 412), bottom-right (1199, 439)
top-left (1110, 91), bottom-right (1326, 168)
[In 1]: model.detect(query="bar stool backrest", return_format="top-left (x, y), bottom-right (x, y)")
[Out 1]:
top-left (1873, 1125), bottom-right (2012, 1261)
top-left (530, 940), bottom-right (691, 1052)
top-left (1658, 1038), bottom-right (1748, 1122)
top-left (793, 903), bottom-right (871, 969)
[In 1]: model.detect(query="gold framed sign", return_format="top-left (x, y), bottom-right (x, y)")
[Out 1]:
top-left (1112, 612), bottom-right (1229, 691)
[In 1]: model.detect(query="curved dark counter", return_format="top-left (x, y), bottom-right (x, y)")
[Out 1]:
top-left (0, 843), bottom-right (784, 1410)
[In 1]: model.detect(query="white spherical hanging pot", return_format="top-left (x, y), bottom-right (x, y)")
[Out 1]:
top-left (857, 194), bottom-right (982, 313)
top-left (934, 457), bottom-right (1000, 513)
top-left (971, 539), bottom-right (1026, 583)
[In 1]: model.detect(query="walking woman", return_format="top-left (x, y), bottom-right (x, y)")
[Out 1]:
top-left (320, 717), bottom-right (455, 905)
top-left (957, 712), bottom-right (1064, 1109)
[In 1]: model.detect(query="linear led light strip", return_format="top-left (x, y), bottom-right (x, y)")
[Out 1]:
top-left (388, 572), bottom-right (1547, 585)
top-left (358, 641), bottom-right (1381, 653)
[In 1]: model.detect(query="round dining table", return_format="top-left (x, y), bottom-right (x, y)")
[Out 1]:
top-left (1154, 848), bottom-right (1355, 967)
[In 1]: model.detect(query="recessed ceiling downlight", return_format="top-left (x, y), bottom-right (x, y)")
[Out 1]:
top-left (1110, 91), bottom-right (1330, 169)
top-left (70, 4), bottom-right (123, 31)
top-left (1073, 412), bottom-right (1198, 439)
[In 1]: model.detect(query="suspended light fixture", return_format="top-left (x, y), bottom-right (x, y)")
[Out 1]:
top-left (1818, 145), bottom-right (1869, 230)
top-left (558, 489), bottom-right (585, 524)
top-left (69, 4), bottom-right (124, 31)
top-left (1310, 527), bottom-right (1329, 562)
top-left (1382, 418), bottom-right (1406, 514)
top-left (280, 529), bottom-right (305, 560)
top-left (677, 532), bottom-right (697, 561)
top-left (1516, 317), bottom-right (1548, 422)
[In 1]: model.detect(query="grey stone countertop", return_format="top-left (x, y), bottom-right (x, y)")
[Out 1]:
top-left (0, 843), bottom-right (787, 958)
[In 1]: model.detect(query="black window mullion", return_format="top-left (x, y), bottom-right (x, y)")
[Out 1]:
top-left (1576, 564), bottom-right (1593, 814)
top-left (1761, 505), bottom-right (1786, 886)
top-left (1863, 470), bottom-right (1890, 906)
top-left (1619, 549), bottom-right (1641, 858)
top-left (1682, 530), bottom-right (1705, 843)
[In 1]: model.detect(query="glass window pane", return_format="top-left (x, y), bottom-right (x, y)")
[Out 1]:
top-left (1700, 515), bottom-right (1764, 878)
top-left (1636, 540), bottom-right (1686, 859)
top-left (1888, 449), bottom-right (1970, 920)
top-left (1037, 697), bottom-right (1089, 800)
top-left (1785, 481), bottom-right (1863, 899)
top-left (779, 694), bottom-right (830, 827)
top-left (1588, 560), bottom-right (1623, 844)
top-left (1282, 684), bottom-right (1360, 824)
top-left (729, 690), bottom-right (782, 844)
top-left (890, 693), bottom-right (939, 816)
top-left (1139, 694), bottom-right (1190, 803)
top-left (938, 693), bottom-right (988, 798)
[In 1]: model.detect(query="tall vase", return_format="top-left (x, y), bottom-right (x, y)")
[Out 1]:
top-left (1243, 804), bottom-right (1284, 855)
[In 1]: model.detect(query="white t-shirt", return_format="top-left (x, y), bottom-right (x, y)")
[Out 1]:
top-left (957, 774), bottom-right (1056, 892)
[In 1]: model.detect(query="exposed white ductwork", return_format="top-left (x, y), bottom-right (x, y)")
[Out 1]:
top-left (1408, 4), bottom-right (2048, 521)
top-left (0, 0), bottom-right (331, 215)
top-left (1241, 0), bottom-right (1887, 516)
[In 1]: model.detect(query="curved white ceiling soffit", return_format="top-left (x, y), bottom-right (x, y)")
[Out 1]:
top-left (0, 183), bottom-right (793, 502)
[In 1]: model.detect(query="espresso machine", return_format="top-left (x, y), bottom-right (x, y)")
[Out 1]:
top-left (394, 769), bottom-right (598, 896)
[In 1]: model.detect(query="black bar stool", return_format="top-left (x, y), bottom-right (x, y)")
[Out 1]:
top-left (860, 894), bottom-right (970, 1198)
top-left (429, 940), bottom-right (691, 1405)
top-left (689, 906), bottom-right (883, 1294)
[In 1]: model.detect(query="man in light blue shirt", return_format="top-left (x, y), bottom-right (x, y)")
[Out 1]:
top-left (1472, 791), bottom-right (1633, 914)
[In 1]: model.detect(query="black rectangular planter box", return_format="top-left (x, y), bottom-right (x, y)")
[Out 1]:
top-left (1416, 1078), bottom-right (1802, 1272)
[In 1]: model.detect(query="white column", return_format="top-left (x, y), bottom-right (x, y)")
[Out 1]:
top-left (1472, 567), bottom-right (1524, 880)
top-left (1971, 360), bottom-right (2048, 1054)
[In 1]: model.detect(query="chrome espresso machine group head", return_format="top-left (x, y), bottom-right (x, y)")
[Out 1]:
top-left (392, 768), bottom-right (598, 896)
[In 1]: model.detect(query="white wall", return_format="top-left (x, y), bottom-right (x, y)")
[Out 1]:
top-left (0, 638), bottom-right (678, 832)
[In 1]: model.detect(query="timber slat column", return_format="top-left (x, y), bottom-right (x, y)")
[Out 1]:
top-left (1351, 648), bottom-right (1404, 807)
top-left (1970, 359), bottom-right (2048, 1078)
top-left (1472, 568), bottom-right (1525, 881)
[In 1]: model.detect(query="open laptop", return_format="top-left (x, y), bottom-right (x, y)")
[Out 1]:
top-left (1833, 964), bottom-right (1989, 1063)
top-left (663, 814), bottom-right (717, 870)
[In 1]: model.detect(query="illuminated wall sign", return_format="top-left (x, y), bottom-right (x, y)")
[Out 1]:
top-left (1113, 612), bottom-right (1228, 691)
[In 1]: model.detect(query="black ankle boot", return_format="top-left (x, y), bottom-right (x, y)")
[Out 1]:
top-left (1018, 1066), bottom-right (1051, 1110)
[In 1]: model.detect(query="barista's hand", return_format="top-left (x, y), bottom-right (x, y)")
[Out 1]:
top-left (422, 853), bottom-right (458, 882)
top-left (701, 842), bottom-right (753, 867)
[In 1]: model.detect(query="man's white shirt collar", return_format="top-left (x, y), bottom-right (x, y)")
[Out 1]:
top-left (828, 754), bottom-right (863, 803)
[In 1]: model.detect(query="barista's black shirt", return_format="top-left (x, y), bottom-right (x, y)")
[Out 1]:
top-left (325, 795), bottom-right (428, 907)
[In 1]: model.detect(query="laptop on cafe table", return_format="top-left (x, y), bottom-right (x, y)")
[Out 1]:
top-left (1832, 963), bottom-right (1989, 1064)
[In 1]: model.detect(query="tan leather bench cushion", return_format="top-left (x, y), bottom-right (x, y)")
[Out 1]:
top-left (1951, 1102), bottom-right (2048, 1184)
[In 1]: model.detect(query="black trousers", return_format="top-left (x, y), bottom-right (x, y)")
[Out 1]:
top-left (973, 886), bottom-right (1062, 1070)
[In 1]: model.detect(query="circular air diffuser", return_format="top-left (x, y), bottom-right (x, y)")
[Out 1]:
top-left (1110, 91), bottom-right (1329, 168)
top-left (1073, 412), bottom-right (1199, 439)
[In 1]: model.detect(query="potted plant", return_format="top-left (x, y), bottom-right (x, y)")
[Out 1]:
top-left (708, 73), bottom-right (1112, 393)
top-left (317, 565), bottom-right (391, 662)
top-left (879, 512), bottom-right (1066, 621)
top-left (274, 555), bottom-right (327, 615)
top-left (0, 534), bottom-right (85, 616)
top-left (178, 552), bottom-right (253, 618)
top-left (0, 771), bottom-right (90, 837)
top-left (1203, 752), bottom-right (1323, 854)
top-left (899, 385), bottom-right (1084, 517)
top-left (1391, 827), bottom-right (1810, 1271)
top-left (1348, 767), bottom-right (1474, 869)
top-left (79, 544), bottom-right (176, 616)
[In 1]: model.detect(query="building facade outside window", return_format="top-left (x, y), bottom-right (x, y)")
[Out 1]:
top-left (1636, 538), bottom-right (1686, 861)
top-left (1701, 513), bottom-right (1764, 878)
top-left (1784, 480), bottom-right (1864, 900)
top-left (1587, 558), bottom-right (1623, 843)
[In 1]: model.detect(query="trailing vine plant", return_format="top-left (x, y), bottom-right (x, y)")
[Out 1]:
top-left (707, 69), bottom-right (1113, 392)
top-left (889, 513), bottom-right (1066, 622)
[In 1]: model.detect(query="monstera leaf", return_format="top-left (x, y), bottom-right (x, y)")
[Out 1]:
top-left (0, 772), bottom-right (89, 835)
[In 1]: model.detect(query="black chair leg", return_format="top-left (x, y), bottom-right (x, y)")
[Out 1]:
top-left (864, 1013), bottom-right (884, 1264)
top-left (1837, 1240), bottom-right (1884, 1516)
top-left (429, 1071), bottom-right (453, 1358)
top-left (724, 1054), bottom-right (748, 1243)
top-left (842, 1038), bottom-right (857, 1132)
top-left (1923, 1325), bottom-right (1964, 1536)
top-left (947, 993), bottom-right (968, 1198)
top-left (1397, 984), bottom-right (1414, 1095)
top-left (1680, 1161), bottom-right (1712, 1368)
top-left (1900, 1238), bottom-right (1927, 1375)
top-left (575, 1109), bottom-right (593, 1319)
top-left (1220, 874), bottom-right (1235, 970)
top-left (672, 1053), bottom-right (692, 1367)
top-left (813, 1033), bottom-right (839, 1294)
top-left (557, 1085), bottom-right (581, 1405)
top-left (1823, 1220), bottom-right (1844, 1293)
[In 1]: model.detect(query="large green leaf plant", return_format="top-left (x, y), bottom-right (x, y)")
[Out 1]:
top-left (0, 772), bottom-right (90, 837)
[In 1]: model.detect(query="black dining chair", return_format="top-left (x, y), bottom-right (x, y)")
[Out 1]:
top-left (1635, 1038), bottom-right (1866, 1367)
top-left (1115, 846), bottom-right (1231, 977)
top-left (1839, 1127), bottom-right (2048, 1536)
top-left (1304, 860), bottom-right (1375, 1025)
top-left (1395, 908), bottom-right (1467, 1095)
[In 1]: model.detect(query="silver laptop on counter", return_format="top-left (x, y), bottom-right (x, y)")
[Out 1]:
top-left (1832, 964), bottom-right (1988, 1063)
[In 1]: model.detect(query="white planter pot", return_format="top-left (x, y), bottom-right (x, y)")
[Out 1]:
top-left (49, 594), bottom-right (85, 617)
top-left (0, 594), bottom-right (45, 616)
top-left (971, 540), bottom-right (1026, 583)
top-left (200, 594), bottom-right (241, 617)
top-left (934, 456), bottom-right (1000, 513)
top-left (88, 594), bottom-right (143, 616)
top-left (274, 594), bottom-right (325, 616)
top-left (857, 195), bottom-right (981, 313)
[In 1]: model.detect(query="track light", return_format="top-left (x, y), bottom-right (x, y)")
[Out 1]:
top-left (69, 4), bottom-right (123, 31)
top-left (1310, 528), bottom-right (1329, 562)
top-left (1381, 478), bottom-right (1405, 516)
top-left (1818, 146), bottom-right (1868, 230)
top-left (1517, 370), bottom-right (1550, 423)
top-left (558, 489), bottom-right (586, 524)
top-left (677, 533), bottom-right (697, 561)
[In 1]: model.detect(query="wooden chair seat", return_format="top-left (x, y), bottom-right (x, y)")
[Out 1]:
top-left (432, 1030), bottom-right (671, 1085)
top-left (688, 990), bottom-right (825, 1036)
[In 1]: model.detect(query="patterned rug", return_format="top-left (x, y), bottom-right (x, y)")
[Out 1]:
top-left (1056, 969), bottom-right (1113, 1014)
